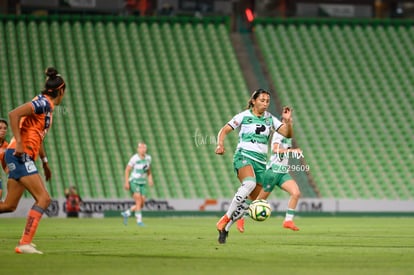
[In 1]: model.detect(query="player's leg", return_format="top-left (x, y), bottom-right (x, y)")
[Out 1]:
top-left (217, 165), bottom-right (256, 229)
top-left (15, 174), bottom-right (50, 254)
top-left (0, 178), bottom-right (25, 213)
top-left (280, 179), bottom-right (301, 231)
top-left (122, 181), bottom-right (136, 224)
top-left (134, 189), bottom-right (145, 226)
top-left (0, 150), bottom-right (30, 213)
top-left (255, 189), bottom-right (271, 200)
top-left (235, 160), bottom-right (267, 233)
top-left (249, 184), bottom-right (263, 200)
top-left (233, 184), bottom-right (262, 233)
top-left (217, 166), bottom-right (256, 244)
top-left (230, 165), bottom-right (256, 221)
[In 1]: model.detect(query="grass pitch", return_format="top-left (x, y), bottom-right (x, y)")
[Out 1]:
top-left (0, 216), bottom-right (413, 275)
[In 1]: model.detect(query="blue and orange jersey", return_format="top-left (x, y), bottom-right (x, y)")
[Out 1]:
top-left (0, 140), bottom-right (8, 171)
top-left (8, 94), bottom-right (54, 160)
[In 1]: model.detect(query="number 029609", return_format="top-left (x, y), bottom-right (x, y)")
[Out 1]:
top-left (287, 165), bottom-right (310, 172)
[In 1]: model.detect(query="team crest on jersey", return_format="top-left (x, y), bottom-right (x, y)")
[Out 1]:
top-left (265, 117), bottom-right (271, 126)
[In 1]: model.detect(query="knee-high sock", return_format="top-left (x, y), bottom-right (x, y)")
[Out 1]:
top-left (19, 205), bottom-right (44, 245)
top-left (225, 177), bottom-right (256, 220)
top-left (225, 204), bottom-right (249, 231)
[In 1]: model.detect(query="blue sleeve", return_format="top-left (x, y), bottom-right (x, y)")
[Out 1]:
top-left (32, 96), bottom-right (52, 114)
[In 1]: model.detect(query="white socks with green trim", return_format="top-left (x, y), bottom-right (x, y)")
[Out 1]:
top-left (225, 178), bottom-right (256, 222)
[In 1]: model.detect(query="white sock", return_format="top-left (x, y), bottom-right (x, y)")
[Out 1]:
top-left (225, 208), bottom-right (248, 231)
top-left (285, 208), bottom-right (295, 221)
top-left (135, 211), bottom-right (142, 223)
top-left (225, 220), bottom-right (235, 231)
top-left (225, 177), bottom-right (256, 220)
top-left (124, 209), bottom-right (131, 216)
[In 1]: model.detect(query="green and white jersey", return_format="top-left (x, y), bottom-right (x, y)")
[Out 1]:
top-left (127, 154), bottom-right (151, 184)
top-left (267, 132), bottom-right (292, 173)
top-left (228, 109), bottom-right (283, 164)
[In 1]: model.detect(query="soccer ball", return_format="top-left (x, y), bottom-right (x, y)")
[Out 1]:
top-left (248, 199), bottom-right (271, 221)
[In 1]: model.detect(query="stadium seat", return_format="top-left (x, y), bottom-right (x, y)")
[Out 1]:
top-left (4, 17), bottom-right (247, 201)
top-left (254, 18), bottom-right (414, 199)
top-left (2, 15), bottom-right (412, 201)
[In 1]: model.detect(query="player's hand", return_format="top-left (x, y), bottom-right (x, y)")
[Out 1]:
top-left (282, 106), bottom-right (292, 123)
top-left (124, 183), bottom-right (130, 191)
top-left (215, 144), bottom-right (225, 155)
top-left (292, 148), bottom-right (302, 154)
top-left (13, 142), bottom-right (24, 157)
top-left (43, 162), bottom-right (52, 181)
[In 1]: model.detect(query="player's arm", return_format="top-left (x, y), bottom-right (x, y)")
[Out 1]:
top-left (39, 142), bottom-right (51, 181)
top-left (215, 124), bottom-right (233, 155)
top-left (147, 168), bottom-right (154, 187)
top-left (8, 102), bottom-right (33, 156)
top-left (124, 165), bottom-right (132, 190)
top-left (2, 164), bottom-right (8, 174)
top-left (276, 106), bottom-right (293, 138)
top-left (1, 153), bottom-right (7, 173)
top-left (272, 142), bottom-right (302, 155)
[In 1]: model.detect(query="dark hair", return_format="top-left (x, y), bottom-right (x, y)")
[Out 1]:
top-left (0, 118), bottom-right (7, 127)
top-left (246, 88), bottom-right (271, 109)
top-left (42, 67), bottom-right (65, 98)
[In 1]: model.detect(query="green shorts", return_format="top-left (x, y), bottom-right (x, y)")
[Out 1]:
top-left (129, 179), bottom-right (148, 196)
top-left (262, 169), bottom-right (292, 193)
top-left (233, 150), bottom-right (266, 184)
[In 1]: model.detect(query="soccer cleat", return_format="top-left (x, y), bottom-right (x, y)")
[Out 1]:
top-left (137, 222), bottom-right (145, 227)
top-left (121, 211), bottom-right (129, 225)
top-left (216, 215), bottom-right (230, 231)
top-left (237, 218), bottom-right (245, 233)
top-left (283, 220), bottom-right (299, 231)
top-left (217, 229), bottom-right (229, 244)
top-left (15, 244), bottom-right (43, 254)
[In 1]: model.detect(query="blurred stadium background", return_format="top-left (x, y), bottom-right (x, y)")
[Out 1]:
top-left (0, 1), bottom-right (413, 209)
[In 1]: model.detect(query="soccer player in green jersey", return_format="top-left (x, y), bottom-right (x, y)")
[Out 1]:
top-left (257, 131), bottom-right (302, 231)
top-left (215, 89), bottom-right (293, 244)
top-left (121, 142), bottom-right (153, 226)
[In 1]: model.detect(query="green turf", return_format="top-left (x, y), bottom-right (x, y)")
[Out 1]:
top-left (0, 217), bottom-right (413, 275)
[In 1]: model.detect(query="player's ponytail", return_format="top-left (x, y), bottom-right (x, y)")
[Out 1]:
top-left (246, 89), bottom-right (270, 109)
top-left (42, 67), bottom-right (65, 98)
